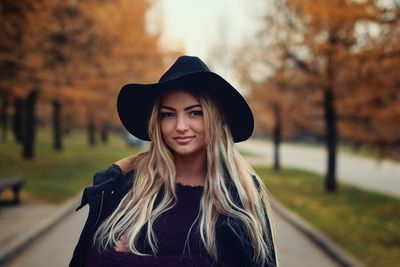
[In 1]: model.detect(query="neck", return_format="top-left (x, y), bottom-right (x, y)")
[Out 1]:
top-left (174, 149), bottom-right (207, 186)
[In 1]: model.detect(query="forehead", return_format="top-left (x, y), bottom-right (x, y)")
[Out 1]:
top-left (161, 90), bottom-right (200, 106)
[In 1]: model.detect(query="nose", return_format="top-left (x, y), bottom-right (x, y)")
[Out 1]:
top-left (176, 114), bottom-right (189, 132)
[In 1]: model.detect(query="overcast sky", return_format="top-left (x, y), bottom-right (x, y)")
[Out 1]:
top-left (148, 0), bottom-right (266, 90)
top-left (157, 0), bottom-right (264, 55)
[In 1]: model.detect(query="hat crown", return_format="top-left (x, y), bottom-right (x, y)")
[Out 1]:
top-left (159, 56), bottom-right (210, 82)
top-left (118, 55), bottom-right (254, 142)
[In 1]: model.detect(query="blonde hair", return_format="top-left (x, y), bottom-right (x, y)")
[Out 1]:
top-left (93, 89), bottom-right (276, 265)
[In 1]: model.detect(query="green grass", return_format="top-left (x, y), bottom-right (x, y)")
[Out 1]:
top-left (0, 129), bottom-right (139, 203)
top-left (255, 166), bottom-right (400, 267)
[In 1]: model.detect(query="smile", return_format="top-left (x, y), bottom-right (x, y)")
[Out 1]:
top-left (174, 136), bottom-right (194, 144)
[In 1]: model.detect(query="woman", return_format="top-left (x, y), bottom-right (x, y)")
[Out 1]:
top-left (69, 56), bottom-right (277, 267)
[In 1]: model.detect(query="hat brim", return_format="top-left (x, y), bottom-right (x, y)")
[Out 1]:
top-left (117, 71), bottom-right (254, 143)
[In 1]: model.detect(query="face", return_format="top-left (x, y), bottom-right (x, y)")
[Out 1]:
top-left (160, 90), bottom-right (206, 157)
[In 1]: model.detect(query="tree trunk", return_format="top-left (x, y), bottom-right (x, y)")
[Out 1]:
top-left (52, 99), bottom-right (62, 151)
top-left (1, 94), bottom-right (9, 142)
top-left (323, 34), bottom-right (339, 192)
top-left (324, 51), bottom-right (338, 192)
top-left (324, 87), bottom-right (337, 192)
top-left (12, 97), bottom-right (23, 143)
top-left (88, 117), bottom-right (96, 146)
top-left (23, 90), bottom-right (38, 159)
top-left (100, 123), bottom-right (109, 144)
top-left (273, 102), bottom-right (281, 172)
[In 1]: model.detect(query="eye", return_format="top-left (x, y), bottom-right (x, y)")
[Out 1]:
top-left (189, 110), bottom-right (203, 116)
top-left (160, 112), bottom-right (174, 118)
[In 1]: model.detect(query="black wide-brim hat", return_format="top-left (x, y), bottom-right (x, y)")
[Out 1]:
top-left (117, 55), bottom-right (254, 143)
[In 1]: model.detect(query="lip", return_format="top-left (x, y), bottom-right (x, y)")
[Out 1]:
top-left (174, 136), bottom-right (194, 144)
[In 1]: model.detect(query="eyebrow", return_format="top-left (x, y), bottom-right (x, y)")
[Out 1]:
top-left (160, 104), bottom-right (202, 111)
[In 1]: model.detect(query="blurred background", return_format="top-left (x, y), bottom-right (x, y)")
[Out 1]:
top-left (0, 0), bottom-right (399, 266)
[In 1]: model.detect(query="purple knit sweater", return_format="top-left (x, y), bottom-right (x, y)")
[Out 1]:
top-left (84, 182), bottom-right (216, 267)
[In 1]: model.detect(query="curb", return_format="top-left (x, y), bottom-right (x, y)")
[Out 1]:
top-left (271, 199), bottom-right (365, 267)
top-left (0, 193), bottom-right (82, 266)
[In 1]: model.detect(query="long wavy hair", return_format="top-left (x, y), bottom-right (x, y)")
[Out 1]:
top-left (93, 89), bottom-right (276, 265)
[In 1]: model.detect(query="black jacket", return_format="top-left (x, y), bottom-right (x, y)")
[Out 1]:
top-left (69, 164), bottom-right (276, 267)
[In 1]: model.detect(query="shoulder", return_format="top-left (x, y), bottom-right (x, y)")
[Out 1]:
top-left (114, 154), bottom-right (139, 175)
top-left (92, 164), bottom-right (123, 186)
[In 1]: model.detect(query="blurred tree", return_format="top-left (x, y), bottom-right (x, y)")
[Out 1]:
top-left (337, 15), bottom-right (400, 157)
top-left (34, 0), bottom-right (99, 151)
top-left (0, 1), bottom-right (47, 158)
top-left (277, 0), bottom-right (368, 191)
top-left (22, 89), bottom-right (38, 158)
top-left (12, 97), bottom-right (23, 143)
top-left (248, 67), bottom-right (321, 172)
top-left (232, 17), bottom-right (322, 174)
top-left (77, 0), bottom-right (167, 146)
top-left (1, 0), bottom-right (170, 158)
top-left (246, 0), bottom-right (400, 191)
top-left (0, 92), bottom-right (8, 142)
top-left (0, 1), bottom-right (36, 143)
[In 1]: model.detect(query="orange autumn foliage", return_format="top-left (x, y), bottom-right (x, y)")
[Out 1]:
top-left (1, 0), bottom-right (171, 131)
top-left (247, 0), bottom-right (400, 157)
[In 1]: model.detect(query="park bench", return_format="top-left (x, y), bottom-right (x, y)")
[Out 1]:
top-left (0, 178), bottom-right (24, 205)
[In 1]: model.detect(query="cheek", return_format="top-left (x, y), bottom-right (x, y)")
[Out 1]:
top-left (200, 120), bottom-right (211, 143)
top-left (196, 120), bottom-right (206, 136)
top-left (160, 121), bottom-right (169, 138)
top-left (160, 120), bottom-right (175, 139)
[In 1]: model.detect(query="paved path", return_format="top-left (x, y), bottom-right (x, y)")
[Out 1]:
top-left (6, 205), bottom-right (340, 267)
top-left (274, 213), bottom-right (339, 267)
top-left (0, 203), bottom-right (56, 250)
top-left (7, 206), bottom-right (87, 267)
top-left (238, 139), bottom-right (400, 198)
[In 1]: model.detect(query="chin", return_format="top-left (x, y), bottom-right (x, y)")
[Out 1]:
top-left (173, 148), bottom-right (198, 156)
top-left (170, 145), bottom-right (205, 157)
